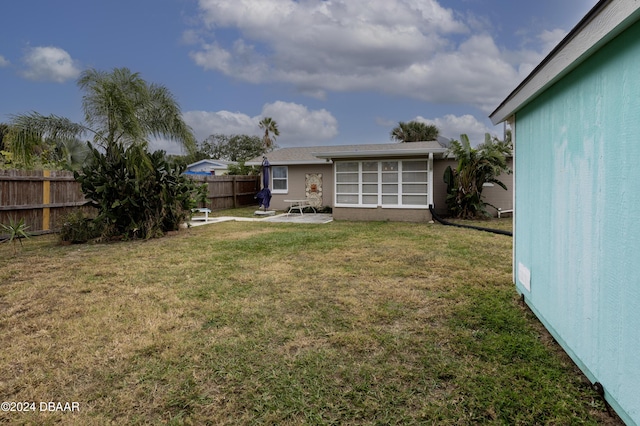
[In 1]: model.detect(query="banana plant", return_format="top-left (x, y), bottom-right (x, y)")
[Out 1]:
top-left (445, 133), bottom-right (512, 219)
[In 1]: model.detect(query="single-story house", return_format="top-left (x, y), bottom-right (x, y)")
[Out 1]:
top-left (247, 141), bottom-right (513, 222)
top-left (490, 0), bottom-right (640, 423)
top-left (184, 159), bottom-right (235, 175)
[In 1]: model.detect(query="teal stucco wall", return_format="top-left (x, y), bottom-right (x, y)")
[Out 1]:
top-left (515, 19), bottom-right (640, 425)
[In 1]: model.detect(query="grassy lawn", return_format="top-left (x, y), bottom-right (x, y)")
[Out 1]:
top-left (0, 216), bottom-right (617, 425)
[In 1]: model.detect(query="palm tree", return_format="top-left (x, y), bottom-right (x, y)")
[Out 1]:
top-left (6, 67), bottom-right (196, 165)
top-left (390, 121), bottom-right (439, 142)
top-left (258, 117), bottom-right (279, 150)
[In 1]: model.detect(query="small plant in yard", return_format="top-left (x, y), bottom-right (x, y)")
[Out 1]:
top-left (58, 210), bottom-right (105, 244)
top-left (0, 217), bottom-right (30, 254)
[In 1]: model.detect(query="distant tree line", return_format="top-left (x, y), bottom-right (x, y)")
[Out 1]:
top-left (178, 117), bottom-right (280, 175)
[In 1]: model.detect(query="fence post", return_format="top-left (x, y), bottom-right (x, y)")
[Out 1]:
top-left (232, 176), bottom-right (238, 208)
top-left (42, 170), bottom-right (51, 231)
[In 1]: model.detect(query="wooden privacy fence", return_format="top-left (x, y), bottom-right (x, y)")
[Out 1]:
top-left (0, 170), bottom-right (87, 235)
top-left (190, 174), bottom-right (261, 211)
top-left (0, 170), bottom-right (261, 235)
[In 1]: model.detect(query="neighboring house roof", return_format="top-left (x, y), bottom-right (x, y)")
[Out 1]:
top-left (246, 141), bottom-right (448, 166)
top-left (186, 159), bottom-right (235, 169)
top-left (184, 159), bottom-right (236, 175)
top-left (490, 0), bottom-right (640, 125)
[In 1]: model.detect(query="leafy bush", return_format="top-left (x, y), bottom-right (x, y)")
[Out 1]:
top-left (74, 144), bottom-right (206, 240)
top-left (226, 161), bottom-right (260, 176)
top-left (58, 210), bottom-right (105, 244)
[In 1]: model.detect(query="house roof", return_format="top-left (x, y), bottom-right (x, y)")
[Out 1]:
top-left (490, 0), bottom-right (640, 125)
top-left (246, 141), bottom-right (447, 166)
top-left (186, 159), bottom-right (235, 169)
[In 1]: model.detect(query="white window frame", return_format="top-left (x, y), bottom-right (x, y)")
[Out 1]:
top-left (400, 160), bottom-right (430, 208)
top-left (271, 166), bottom-right (288, 194)
top-left (334, 159), bottom-right (431, 208)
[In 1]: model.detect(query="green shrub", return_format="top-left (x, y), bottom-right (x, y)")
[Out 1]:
top-left (58, 210), bottom-right (105, 244)
top-left (74, 144), bottom-right (206, 240)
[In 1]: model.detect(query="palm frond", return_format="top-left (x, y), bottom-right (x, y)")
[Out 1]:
top-left (6, 112), bottom-right (86, 165)
top-left (143, 83), bottom-right (196, 154)
top-left (259, 117), bottom-right (279, 150)
top-left (78, 67), bottom-right (196, 153)
top-left (390, 121), bottom-right (439, 142)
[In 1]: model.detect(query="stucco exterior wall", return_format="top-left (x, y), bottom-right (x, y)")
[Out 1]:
top-left (333, 206), bottom-right (431, 222)
top-left (268, 164), bottom-right (333, 211)
top-left (514, 19), bottom-right (640, 425)
top-left (481, 158), bottom-right (513, 216)
top-left (432, 159), bottom-right (454, 216)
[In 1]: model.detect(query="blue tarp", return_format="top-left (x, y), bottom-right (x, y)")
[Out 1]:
top-left (183, 171), bottom-right (212, 175)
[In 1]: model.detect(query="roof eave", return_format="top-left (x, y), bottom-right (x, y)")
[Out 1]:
top-left (245, 159), bottom-right (330, 166)
top-left (490, 0), bottom-right (640, 125)
top-left (313, 148), bottom-right (448, 159)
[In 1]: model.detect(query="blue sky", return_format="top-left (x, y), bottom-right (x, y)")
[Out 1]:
top-left (1, 0), bottom-right (597, 154)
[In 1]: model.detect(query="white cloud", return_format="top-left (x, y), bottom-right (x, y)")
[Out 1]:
top-left (0, 55), bottom-right (9, 67)
top-left (154, 101), bottom-right (338, 153)
top-left (21, 46), bottom-right (81, 83)
top-left (189, 0), bottom-right (554, 112)
top-left (183, 109), bottom-right (260, 141)
top-left (416, 114), bottom-right (500, 146)
top-left (538, 28), bottom-right (567, 55)
top-left (261, 101), bottom-right (338, 146)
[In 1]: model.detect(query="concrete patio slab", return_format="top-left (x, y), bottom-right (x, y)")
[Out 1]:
top-left (188, 213), bottom-right (333, 227)
top-left (263, 213), bottom-right (333, 224)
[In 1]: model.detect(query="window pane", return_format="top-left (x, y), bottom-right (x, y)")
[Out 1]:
top-left (336, 162), bottom-right (358, 172)
top-left (382, 195), bottom-right (398, 204)
top-left (272, 167), bottom-right (287, 178)
top-left (337, 183), bottom-right (358, 193)
top-left (337, 173), bottom-right (358, 183)
top-left (403, 161), bottom-right (427, 171)
top-left (403, 184), bottom-right (428, 193)
top-left (337, 194), bottom-right (358, 204)
top-left (362, 173), bottom-right (378, 183)
top-left (382, 184), bottom-right (398, 194)
top-left (381, 161), bottom-right (398, 171)
top-left (362, 184), bottom-right (378, 193)
top-left (362, 161), bottom-right (378, 172)
top-left (273, 180), bottom-right (287, 190)
top-left (362, 195), bottom-right (378, 204)
top-left (403, 195), bottom-right (428, 205)
top-left (382, 173), bottom-right (398, 183)
top-left (402, 172), bottom-right (428, 182)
